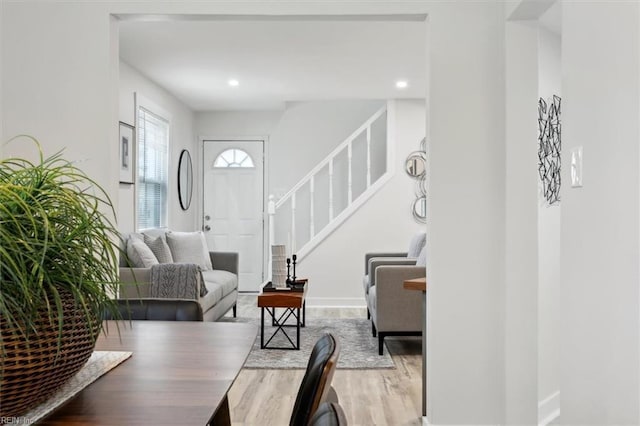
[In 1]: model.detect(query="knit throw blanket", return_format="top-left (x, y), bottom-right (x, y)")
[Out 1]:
top-left (149, 263), bottom-right (205, 299)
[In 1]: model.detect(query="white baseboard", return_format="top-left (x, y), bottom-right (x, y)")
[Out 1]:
top-left (538, 390), bottom-right (560, 426)
top-left (304, 297), bottom-right (366, 308)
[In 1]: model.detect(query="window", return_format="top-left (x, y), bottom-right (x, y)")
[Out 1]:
top-left (137, 107), bottom-right (169, 229)
top-left (213, 148), bottom-right (255, 168)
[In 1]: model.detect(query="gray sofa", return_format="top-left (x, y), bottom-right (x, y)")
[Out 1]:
top-left (118, 229), bottom-right (238, 322)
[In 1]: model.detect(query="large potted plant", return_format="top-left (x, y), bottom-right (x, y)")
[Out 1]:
top-left (0, 137), bottom-right (121, 418)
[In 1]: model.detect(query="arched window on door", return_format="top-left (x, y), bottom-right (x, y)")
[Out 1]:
top-left (213, 148), bottom-right (255, 168)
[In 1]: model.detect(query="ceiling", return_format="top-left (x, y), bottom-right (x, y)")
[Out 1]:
top-left (119, 19), bottom-right (427, 111)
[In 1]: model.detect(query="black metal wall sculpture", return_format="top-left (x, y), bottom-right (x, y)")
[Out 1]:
top-left (538, 95), bottom-right (561, 205)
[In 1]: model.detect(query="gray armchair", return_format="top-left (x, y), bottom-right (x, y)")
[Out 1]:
top-left (363, 232), bottom-right (426, 312)
top-left (363, 233), bottom-right (426, 355)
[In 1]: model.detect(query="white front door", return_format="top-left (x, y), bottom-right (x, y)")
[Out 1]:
top-left (203, 140), bottom-right (264, 292)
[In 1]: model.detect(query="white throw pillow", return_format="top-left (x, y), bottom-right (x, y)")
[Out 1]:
top-left (407, 232), bottom-right (426, 258)
top-left (415, 245), bottom-right (427, 267)
top-left (165, 231), bottom-right (213, 271)
top-left (126, 237), bottom-right (159, 268)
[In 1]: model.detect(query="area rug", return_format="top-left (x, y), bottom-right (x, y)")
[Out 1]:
top-left (221, 317), bottom-right (395, 369)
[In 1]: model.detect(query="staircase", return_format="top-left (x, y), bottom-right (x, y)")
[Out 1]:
top-left (267, 105), bottom-right (392, 270)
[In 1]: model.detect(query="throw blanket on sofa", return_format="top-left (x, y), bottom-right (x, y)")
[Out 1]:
top-left (150, 263), bottom-right (204, 299)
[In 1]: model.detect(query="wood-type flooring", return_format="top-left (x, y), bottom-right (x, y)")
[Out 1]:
top-left (226, 295), bottom-right (423, 426)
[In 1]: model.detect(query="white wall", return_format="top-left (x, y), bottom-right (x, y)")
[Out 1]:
top-left (268, 100), bottom-right (384, 196)
top-left (537, 24), bottom-right (561, 422)
top-left (195, 100), bottom-right (383, 197)
top-left (426, 3), bottom-right (507, 423)
top-left (503, 16), bottom-right (563, 425)
top-left (560, 2), bottom-right (640, 424)
top-left (505, 19), bottom-right (539, 425)
top-left (119, 61), bottom-right (198, 232)
top-left (1, 2), bottom-right (118, 211)
top-left (196, 110), bottom-right (283, 140)
top-left (196, 100), bottom-right (386, 254)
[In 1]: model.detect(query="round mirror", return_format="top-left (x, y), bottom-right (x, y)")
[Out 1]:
top-left (405, 151), bottom-right (426, 178)
top-left (178, 149), bottom-right (193, 211)
top-left (412, 196), bottom-right (427, 223)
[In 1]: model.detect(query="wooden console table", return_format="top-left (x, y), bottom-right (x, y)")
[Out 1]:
top-left (404, 276), bottom-right (427, 417)
top-left (258, 279), bottom-right (308, 350)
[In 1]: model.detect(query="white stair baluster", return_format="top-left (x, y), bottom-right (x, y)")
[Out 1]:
top-left (310, 176), bottom-right (315, 238)
top-left (267, 194), bottom-right (276, 278)
top-left (348, 141), bottom-right (353, 204)
top-left (291, 192), bottom-right (296, 254)
top-left (329, 159), bottom-right (334, 221)
top-left (366, 125), bottom-right (372, 188)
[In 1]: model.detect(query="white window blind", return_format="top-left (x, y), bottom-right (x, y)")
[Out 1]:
top-left (137, 107), bottom-right (169, 229)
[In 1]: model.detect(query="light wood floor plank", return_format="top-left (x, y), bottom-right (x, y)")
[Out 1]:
top-left (226, 295), bottom-right (423, 425)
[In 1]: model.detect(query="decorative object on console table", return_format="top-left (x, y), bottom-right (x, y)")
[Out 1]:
top-left (258, 279), bottom-right (308, 349)
top-left (119, 121), bottom-right (135, 184)
top-left (291, 254), bottom-right (297, 283)
top-left (286, 254), bottom-right (298, 284)
top-left (0, 136), bottom-right (122, 419)
top-left (271, 245), bottom-right (287, 288)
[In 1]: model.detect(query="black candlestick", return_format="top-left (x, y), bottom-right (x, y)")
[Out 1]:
top-left (286, 258), bottom-right (291, 284)
top-left (292, 254), bottom-right (297, 283)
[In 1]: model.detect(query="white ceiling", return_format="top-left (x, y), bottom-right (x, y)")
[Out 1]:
top-left (119, 19), bottom-right (427, 111)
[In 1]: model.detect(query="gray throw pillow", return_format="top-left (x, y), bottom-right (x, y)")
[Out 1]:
top-left (144, 234), bottom-right (174, 264)
top-left (126, 238), bottom-right (159, 268)
top-left (165, 231), bottom-right (213, 271)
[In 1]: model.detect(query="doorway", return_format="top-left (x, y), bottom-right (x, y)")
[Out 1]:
top-left (202, 140), bottom-right (265, 292)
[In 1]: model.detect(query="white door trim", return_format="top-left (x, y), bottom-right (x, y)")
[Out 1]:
top-left (200, 135), bottom-right (269, 291)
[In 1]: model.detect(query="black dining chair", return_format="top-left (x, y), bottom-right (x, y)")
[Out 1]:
top-left (290, 333), bottom-right (341, 426)
top-left (103, 298), bottom-right (204, 321)
top-left (309, 402), bottom-right (348, 426)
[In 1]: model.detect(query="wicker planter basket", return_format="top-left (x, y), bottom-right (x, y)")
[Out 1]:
top-left (0, 293), bottom-right (101, 418)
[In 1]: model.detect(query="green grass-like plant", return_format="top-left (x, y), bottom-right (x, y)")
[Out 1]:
top-left (0, 136), bottom-right (121, 346)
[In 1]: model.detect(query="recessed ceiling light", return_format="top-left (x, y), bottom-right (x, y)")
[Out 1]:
top-left (396, 80), bottom-right (408, 89)
top-left (228, 79), bottom-right (239, 87)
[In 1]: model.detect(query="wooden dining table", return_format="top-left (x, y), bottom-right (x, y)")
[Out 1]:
top-left (39, 320), bottom-right (258, 426)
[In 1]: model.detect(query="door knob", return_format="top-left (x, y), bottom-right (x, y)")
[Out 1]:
top-left (204, 225), bottom-right (211, 231)
top-left (204, 215), bottom-right (211, 221)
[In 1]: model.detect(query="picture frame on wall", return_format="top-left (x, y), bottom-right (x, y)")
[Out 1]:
top-left (119, 121), bottom-right (135, 184)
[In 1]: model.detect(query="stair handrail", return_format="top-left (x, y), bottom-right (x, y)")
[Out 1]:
top-left (267, 104), bottom-right (388, 267)
top-left (274, 105), bottom-right (387, 209)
